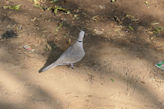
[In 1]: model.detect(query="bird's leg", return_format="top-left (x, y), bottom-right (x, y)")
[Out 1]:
top-left (70, 63), bottom-right (74, 69)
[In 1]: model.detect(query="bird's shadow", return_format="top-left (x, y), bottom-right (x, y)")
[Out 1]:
top-left (39, 41), bottom-right (63, 73)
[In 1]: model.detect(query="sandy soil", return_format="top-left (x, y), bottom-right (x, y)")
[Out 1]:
top-left (0, 0), bottom-right (164, 109)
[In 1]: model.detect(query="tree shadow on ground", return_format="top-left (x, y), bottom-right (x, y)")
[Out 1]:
top-left (0, 7), bottom-right (26, 66)
top-left (0, 6), bottom-right (63, 108)
top-left (0, 65), bottom-right (64, 109)
top-left (41, 0), bottom-right (164, 108)
top-left (59, 0), bottom-right (164, 76)
top-left (0, 83), bottom-right (64, 109)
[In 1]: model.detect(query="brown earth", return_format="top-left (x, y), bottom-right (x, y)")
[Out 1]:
top-left (0, 0), bottom-right (164, 109)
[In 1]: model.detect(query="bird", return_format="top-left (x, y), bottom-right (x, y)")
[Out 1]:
top-left (39, 30), bottom-right (85, 72)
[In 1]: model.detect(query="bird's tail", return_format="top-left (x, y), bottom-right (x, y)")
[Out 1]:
top-left (39, 63), bottom-right (58, 73)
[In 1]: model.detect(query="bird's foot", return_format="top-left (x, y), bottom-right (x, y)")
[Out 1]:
top-left (70, 64), bottom-right (74, 69)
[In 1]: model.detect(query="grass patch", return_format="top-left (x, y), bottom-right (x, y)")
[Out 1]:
top-left (3, 4), bottom-right (21, 10)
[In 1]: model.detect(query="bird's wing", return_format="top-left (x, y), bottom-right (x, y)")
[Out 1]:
top-left (55, 44), bottom-right (84, 65)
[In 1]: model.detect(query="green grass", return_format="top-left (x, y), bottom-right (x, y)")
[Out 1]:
top-left (3, 4), bottom-right (21, 10)
top-left (152, 26), bottom-right (164, 34)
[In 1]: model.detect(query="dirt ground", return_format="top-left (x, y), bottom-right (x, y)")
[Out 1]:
top-left (0, 0), bottom-right (164, 109)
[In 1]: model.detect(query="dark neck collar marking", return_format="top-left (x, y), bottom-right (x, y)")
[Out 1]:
top-left (78, 40), bottom-right (83, 42)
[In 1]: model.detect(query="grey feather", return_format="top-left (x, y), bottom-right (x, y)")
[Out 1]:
top-left (39, 30), bottom-right (85, 72)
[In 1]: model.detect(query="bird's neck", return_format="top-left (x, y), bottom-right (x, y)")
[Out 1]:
top-left (78, 40), bottom-right (83, 42)
top-left (76, 41), bottom-right (83, 47)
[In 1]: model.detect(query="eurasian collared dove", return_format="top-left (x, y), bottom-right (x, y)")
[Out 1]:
top-left (39, 30), bottom-right (85, 72)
